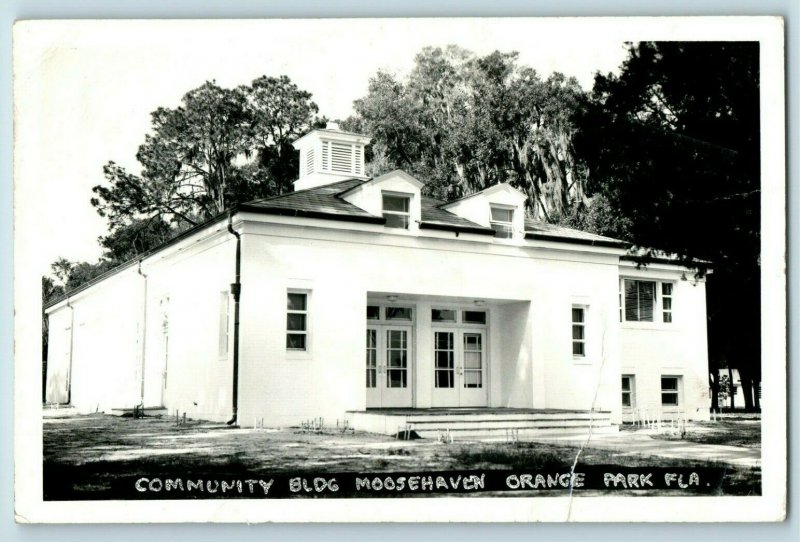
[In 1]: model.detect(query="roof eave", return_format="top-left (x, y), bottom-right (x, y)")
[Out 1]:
top-left (44, 211), bottom-right (233, 312)
top-left (418, 222), bottom-right (496, 236)
top-left (524, 232), bottom-right (631, 250)
top-left (238, 203), bottom-right (385, 225)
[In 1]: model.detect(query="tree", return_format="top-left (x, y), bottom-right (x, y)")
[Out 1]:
top-left (576, 42), bottom-right (761, 411)
top-left (345, 46), bottom-right (590, 218)
top-left (97, 217), bottom-right (176, 264)
top-left (91, 77), bottom-right (321, 229)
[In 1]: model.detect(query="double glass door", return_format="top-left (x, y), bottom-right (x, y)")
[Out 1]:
top-left (431, 329), bottom-right (487, 407)
top-left (366, 326), bottom-right (413, 408)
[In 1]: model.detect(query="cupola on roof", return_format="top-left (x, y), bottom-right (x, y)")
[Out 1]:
top-left (291, 123), bottom-right (371, 191)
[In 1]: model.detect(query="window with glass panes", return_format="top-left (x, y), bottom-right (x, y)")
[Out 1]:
top-left (365, 329), bottom-right (377, 387)
top-left (621, 375), bottom-right (635, 407)
top-left (661, 376), bottom-right (680, 406)
top-left (382, 193), bottom-right (411, 229)
top-left (572, 306), bottom-right (586, 356)
top-left (490, 205), bottom-right (514, 238)
top-left (434, 331), bottom-right (455, 388)
top-left (286, 292), bottom-right (308, 350)
top-left (463, 333), bottom-right (483, 388)
top-left (662, 283), bottom-right (673, 322)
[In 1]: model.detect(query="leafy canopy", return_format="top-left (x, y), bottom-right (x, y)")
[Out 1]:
top-left (91, 76), bottom-right (322, 230)
top-left (576, 41), bottom-right (761, 407)
top-left (344, 46), bottom-right (590, 220)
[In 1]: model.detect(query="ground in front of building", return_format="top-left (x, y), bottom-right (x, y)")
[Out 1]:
top-left (42, 413), bottom-right (760, 499)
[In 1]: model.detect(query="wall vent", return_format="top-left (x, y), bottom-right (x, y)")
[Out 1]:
top-left (305, 148), bottom-right (315, 176)
top-left (330, 141), bottom-right (354, 174)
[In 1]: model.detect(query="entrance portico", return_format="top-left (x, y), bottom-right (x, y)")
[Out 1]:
top-left (365, 293), bottom-right (533, 410)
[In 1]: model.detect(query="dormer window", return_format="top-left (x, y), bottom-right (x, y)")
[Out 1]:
top-left (490, 205), bottom-right (515, 238)
top-left (382, 192), bottom-right (412, 229)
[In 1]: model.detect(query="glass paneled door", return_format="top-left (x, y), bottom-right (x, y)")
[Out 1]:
top-left (431, 330), bottom-right (487, 407)
top-left (366, 326), bottom-right (413, 408)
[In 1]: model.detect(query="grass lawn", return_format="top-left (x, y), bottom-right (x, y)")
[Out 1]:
top-left (43, 413), bottom-right (760, 499)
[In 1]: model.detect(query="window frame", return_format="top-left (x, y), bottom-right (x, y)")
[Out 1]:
top-left (621, 375), bottom-right (635, 408)
top-left (661, 282), bottom-right (673, 323)
top-left (660, 375), bottom-right (681, 407)
top-left (286, 290), bottom-right (311, 356)
top-left (571, 305), bottom-right (587, 358)
top-left (489, 204), bottom-right (515, 239)
top-left (382, 191), bottom-right (412, 230)
top-left (621, 278), bottom-right (675, 325)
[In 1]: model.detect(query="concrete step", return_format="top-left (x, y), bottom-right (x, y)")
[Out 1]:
top-left (349, 410), bottom-right (616, 437)
top-left (404, 418), bottom-right (614, 431)
top-left (374, 411), bottom-right (612, 424)
top-left (415, 425), bottom-right (619, 440)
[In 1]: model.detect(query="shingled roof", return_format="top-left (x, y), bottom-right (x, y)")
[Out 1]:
top-left (239, 177), bottom-right (628, 247)
top-left (239, 179), bottom-right (383, 223)
top-left (524, 219), bottom-right (629, 248)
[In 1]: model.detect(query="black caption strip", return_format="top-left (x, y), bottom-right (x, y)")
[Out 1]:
top-left (80, 467), bottom-right (730, 500)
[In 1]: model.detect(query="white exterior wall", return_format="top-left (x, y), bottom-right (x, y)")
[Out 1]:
top-left (45, 221), bottom-right (238, 421)
top-left (236, 217), bottom-right (626, 427)
top-left (138, 227), bottom-right (237, 423)
top-left (619, 264), bottom-right (711, 421)
top-left (45, 266), bottom-right (141, 412)
top-left (534, 257), bottom-right (623, 422)
top-left (45, 212), bottom-right (711, 427)
top-left (44, 306), bottom-right (73, 404)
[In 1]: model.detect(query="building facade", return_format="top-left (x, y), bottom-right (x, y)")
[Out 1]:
top-left (44, 127), bottom-right (711, 429)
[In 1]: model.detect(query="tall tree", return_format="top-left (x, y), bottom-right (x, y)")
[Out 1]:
top-left (91, 77), bottom-right (321, 229)
top-left (344, 46), bottom-right (590, 217)
top-left (576, 42), bottom-right (761, 411)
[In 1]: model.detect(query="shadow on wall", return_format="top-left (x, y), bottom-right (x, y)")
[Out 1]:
top-left (499, 301), bottom-right (532, 407)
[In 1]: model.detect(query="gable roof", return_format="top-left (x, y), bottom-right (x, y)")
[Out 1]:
top-left (337, 170), bottom-right (426, 199)
top-left (439, 182), bottom-right (527, 209)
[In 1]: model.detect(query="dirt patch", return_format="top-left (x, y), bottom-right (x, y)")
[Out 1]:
top-left (625, 418), bottom-right (762, 449)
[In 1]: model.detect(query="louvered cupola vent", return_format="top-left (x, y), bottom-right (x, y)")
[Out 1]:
top-left (292, 123), bottom-right (371, 191)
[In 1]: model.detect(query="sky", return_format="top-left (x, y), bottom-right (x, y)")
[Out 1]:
top-left (15, 19), bottom-right (637, 275)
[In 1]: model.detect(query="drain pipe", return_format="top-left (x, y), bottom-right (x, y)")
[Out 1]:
top-left (137, 259), bottom-right (148, 409)
top-left (226, 210), bottom-right (242, 426)
top-left (65, 296), bottom-right (75, 405)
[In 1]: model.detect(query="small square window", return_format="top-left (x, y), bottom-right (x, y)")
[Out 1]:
top-left (432, 308), bottom-right (457, 322)
top-left (462, 311), bottom-right (487, 325)
top-left (287, 293), bottom-right (307, 311)
top-left (385, 306), bottom-right (413, 321)
top-left (366, 305), bottom-right (380, 320)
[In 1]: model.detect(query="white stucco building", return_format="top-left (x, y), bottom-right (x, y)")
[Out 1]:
top-left (44, 126), bottom-right (711, 434)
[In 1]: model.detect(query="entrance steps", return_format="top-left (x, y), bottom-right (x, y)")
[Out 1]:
top-left (347, 408), bottom-right (617, 440)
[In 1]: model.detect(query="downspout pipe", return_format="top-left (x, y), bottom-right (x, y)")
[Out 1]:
top-left (227, 210), bottom-right (242, 426)
top-left (137, 260), bottom-right (148, 409)
top-left (65, 296), bottom-right (75, 405)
